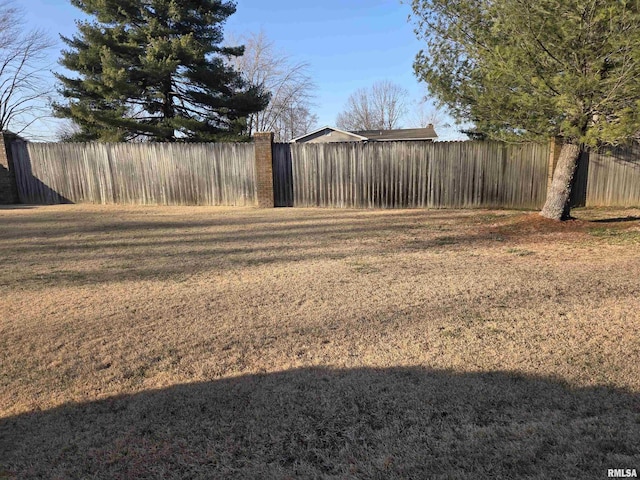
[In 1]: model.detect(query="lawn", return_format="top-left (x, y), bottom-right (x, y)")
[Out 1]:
top-left (1, 205), bottom-right (639, 479)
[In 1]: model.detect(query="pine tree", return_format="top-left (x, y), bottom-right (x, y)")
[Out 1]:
top-left (411, 0), bottom-right (640, 220)
top-left (55, 0), bottom-right (268, 142)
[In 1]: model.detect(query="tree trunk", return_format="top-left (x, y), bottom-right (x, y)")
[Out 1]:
top-left (540, 143), bottom-right (581, 221)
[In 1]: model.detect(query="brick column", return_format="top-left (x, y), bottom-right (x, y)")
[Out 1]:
top-left (0, 131), bottom-right (19, 204)
top-left (254, 132), bottom-right (275, 208)
top-left (547, 137), bottom-right (562, 193)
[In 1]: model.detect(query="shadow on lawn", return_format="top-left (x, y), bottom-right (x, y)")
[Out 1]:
top-left (591, 216), bottom-right (640, 223)
top-left (0, 209), bottom-right (490, 237)
top-left (0, 205), bottom-right (36, 210)
top-left (0, 210), bottom-right (515, 288)
top-left (0, 229), bottom-right (508, 288)
top-left (1, 207), bottom-right (638, 289)
top-left (1, 367), bottom-right (638, 479)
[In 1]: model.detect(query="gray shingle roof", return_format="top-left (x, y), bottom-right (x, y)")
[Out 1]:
top-left (353, 125), bottom-right (438, 141)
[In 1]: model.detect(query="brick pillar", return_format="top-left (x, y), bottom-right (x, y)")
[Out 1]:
top-left (0, 131), bottom-right (20, 204)
top-left (254, 132), bottom-right (275, 208)
top-left (547, 137), bottom-right (562, 193)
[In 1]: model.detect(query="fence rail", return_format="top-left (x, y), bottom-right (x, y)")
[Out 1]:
top-left (11, 141), bottom-right (257, 206)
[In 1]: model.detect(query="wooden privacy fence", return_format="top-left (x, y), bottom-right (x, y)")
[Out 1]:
top-left (6, 135), bottom-right (640, 209)
top-left (574, 144), bottom-right (640, 207)
top-left (274, 141), bottom-right (550, 209)
top-left (11, 141), bottom-right (257, 206)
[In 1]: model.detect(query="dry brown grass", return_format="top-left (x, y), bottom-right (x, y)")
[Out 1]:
top-left (1, 204), bottom-right (639, 479)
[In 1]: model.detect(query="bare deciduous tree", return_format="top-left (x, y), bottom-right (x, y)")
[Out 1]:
top-left (336, 81), bottom-right (408, 131)
top-left (275, 104), bottom-right (317, 143)
top-left (55, 119), bottom-right (82, 142)
top-left (0, 1), bottom-right (52, 135)
top-left (227, 31), bottom-right (317, 142)
top-left (408, 100), bottom-right (445, 129)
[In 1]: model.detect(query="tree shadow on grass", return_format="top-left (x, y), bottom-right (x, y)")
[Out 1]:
top-left (1, 367), bottom-right (638, 479)
top-left (1, 206), bottom-right (638, 289)
top-left (0, 209), bottom-right (489, 237)
top-left (591, 216), bottom-right (640, 223)
top-left (0, 229), bottom-right (510, 289)
top-left (0, 208), bottom-right (517, 289)
top-left (0, 205), bottom-right (35, 210)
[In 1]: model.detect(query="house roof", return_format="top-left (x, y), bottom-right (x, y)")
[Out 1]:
top-left (353, 125), bottom-right (438, 141)
top-left (291, 125), bottom-right (439, 143)
top-left (290, 126), bottom-right (368, 143)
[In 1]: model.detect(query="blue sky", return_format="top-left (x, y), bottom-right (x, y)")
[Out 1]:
top-left (22, 0), bottom-right (461, 140)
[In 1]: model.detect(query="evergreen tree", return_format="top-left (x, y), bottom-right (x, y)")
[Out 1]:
top-left (411, 0), bottom-right (640, 219)
top-left (55, 0), bottom-right (268, 142)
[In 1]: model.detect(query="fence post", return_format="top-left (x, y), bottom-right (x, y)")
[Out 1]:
top-left (547, 137), bottom-right (562, 193)
top-left (0, 131), bottom-right (20, 204)
top-left (254, 132), bottom-right (275, 208)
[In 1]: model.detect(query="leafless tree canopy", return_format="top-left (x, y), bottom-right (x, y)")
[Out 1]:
top-left (336, 81), bottom-right (408, 131)
top-left (0, 1), bottom-right (52, 135)
top-left (227, 31), bottom-right (317, 142)
top-left (55, 119), bottom-right (82, 142)
top-left (409, 101), bottom-right (442, 129)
